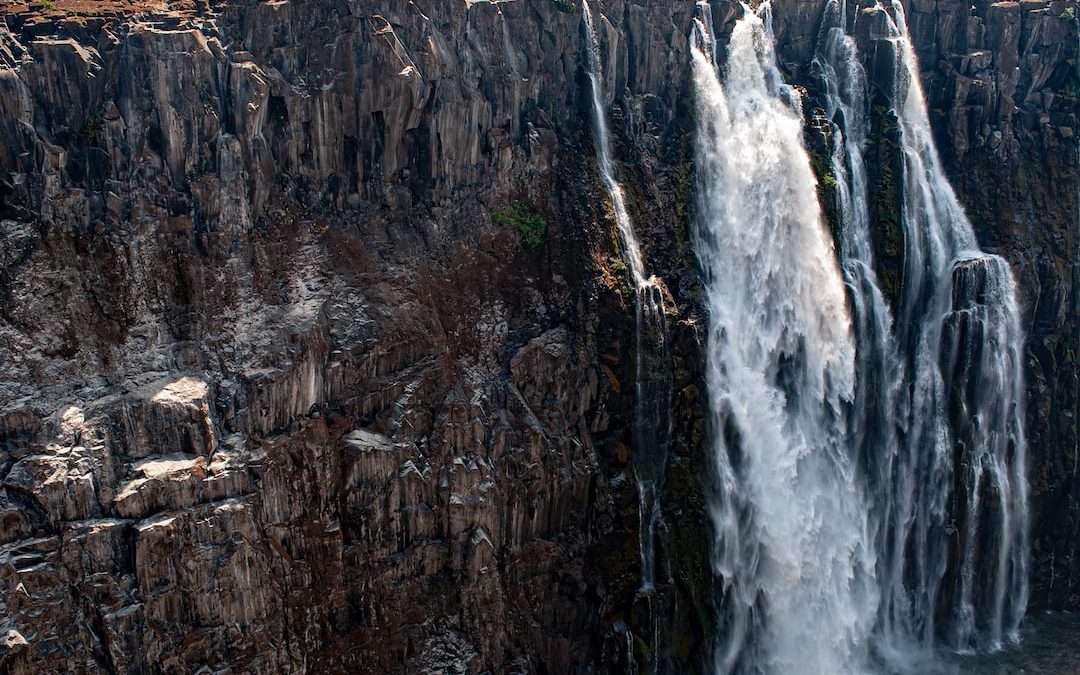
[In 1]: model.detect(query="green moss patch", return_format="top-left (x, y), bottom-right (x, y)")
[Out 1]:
top-left (492, 203), bottom-right (547, 248)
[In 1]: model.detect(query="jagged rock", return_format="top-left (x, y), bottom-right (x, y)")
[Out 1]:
top-left (4, 452), bottom-right (98, 523)
top-left (0, 1), bottom-right (709, 670)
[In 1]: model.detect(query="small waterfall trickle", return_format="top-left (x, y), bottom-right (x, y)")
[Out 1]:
top-left (583, 0), bottom-right (647, 288)
top-left (690, 3), bottom-right (878, 672)
top-left (582, 1), bottom-right (673, 668)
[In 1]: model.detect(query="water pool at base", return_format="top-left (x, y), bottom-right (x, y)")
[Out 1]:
top-left (914, 612), bottom-right (1080, 674)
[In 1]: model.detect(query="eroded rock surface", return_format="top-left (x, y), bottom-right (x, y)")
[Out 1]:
top-left (0, 0), bottom-right (710, 672)
top-left (0, 0), bottom-right (1077, 672)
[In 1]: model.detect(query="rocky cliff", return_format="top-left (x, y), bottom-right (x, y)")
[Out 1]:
top-left (0, 0), bottom-right (1077, 673)
top-left (0, 0), bottom-right (711, 671)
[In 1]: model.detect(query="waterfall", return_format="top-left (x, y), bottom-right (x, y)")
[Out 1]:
top-left (870, 0), bottom-right (1029, 652)
top-left (812, 0), bottom-right (917, 655)
top-left (807, 0), bottom-right (1030, 660)
top-left (690, 3), bottom-right (878, 672)
top-left (582, 0), bottom-right (647, 287)
top-left (689, 0), bottom-right (1029, 668)
top-left (582, 1), bottom-right (673, 665)
top-left (813, 0), bottom-right (905, 478)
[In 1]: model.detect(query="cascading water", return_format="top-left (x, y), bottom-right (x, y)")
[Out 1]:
top-left (810, 0), bottom-right (1031, 662)
top-left (870, 1), bottom-right (1029, 653)
top-left (813, 3), bottom-right (927, 660)
top-left (813, 0), bottom-right (905, 491)
top-left (582, 1), bottom-right (672, 666)
top-left (690, 4), bottom-right (878, 672)
top-left (690, 0), bottom-right (1029, 669)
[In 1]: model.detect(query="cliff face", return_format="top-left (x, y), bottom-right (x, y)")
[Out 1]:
top-left (0, 1), bottom-right (710, 672)
top-left (0, 0), bottom-right (1077, 673)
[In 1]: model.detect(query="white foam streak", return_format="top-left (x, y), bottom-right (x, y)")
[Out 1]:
top-left (582, 0), bottom-right (648, 288)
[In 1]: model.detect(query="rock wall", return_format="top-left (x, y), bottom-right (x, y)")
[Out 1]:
top-left (0, 0), bottom-right (1078, 672)
top-left (0, 0), bottom-right (711, 672)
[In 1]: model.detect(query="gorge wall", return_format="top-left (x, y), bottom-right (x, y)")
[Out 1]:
top-left (0, 0), bottom-right (1076, 672)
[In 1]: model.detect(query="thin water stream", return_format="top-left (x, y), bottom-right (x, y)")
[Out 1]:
top-left (582, 2), bottom-right (673, 670)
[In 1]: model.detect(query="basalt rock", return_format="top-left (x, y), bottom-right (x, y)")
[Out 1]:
top-left (0, 0), bottom-right (709, 672)
top-left (0, 0), bottom-right (1078, 672)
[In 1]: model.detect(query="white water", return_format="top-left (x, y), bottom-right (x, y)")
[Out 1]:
top-left (690, 0), bottom-right (1030, 671)
top-left (691, 4), bottom-right (878, 672)
top-left (876, 1), bottom-right (1029, 653)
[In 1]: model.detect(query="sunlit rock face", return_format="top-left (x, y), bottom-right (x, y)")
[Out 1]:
top-left (0, 0), bottom-right (1076, 672)
top-left (0, 1), bottom-right (708, 672)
